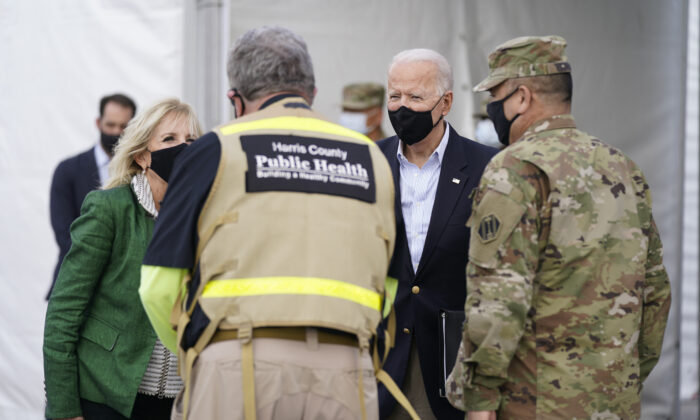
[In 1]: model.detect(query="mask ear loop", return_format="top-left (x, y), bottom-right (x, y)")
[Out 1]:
top-left (144, 149), bottom-right (153, 174)
top-left (430, 94), bottom-right (446, 129)
top-left (229, 88), bottom-right (246, 118)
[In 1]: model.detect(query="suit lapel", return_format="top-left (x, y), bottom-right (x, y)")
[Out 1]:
top-left (82, 148), bottom-right (101, 190)
top-left (416, 128), bottom-right (469, 277)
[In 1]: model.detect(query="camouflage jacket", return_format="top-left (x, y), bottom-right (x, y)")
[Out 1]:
top-left (446, 114), bottom-right (671, 419)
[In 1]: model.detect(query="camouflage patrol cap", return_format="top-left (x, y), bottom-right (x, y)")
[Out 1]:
top-left (342, 82), bottom-right (385, 110)
top-left (474, 35), bottom-right (571, 92)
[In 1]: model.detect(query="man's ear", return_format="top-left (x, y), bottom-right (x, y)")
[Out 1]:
top-left (441, 91), bottom-right (454, 116)
top-left (514, 85), bottom-right (532, 114)
top-left (307, 87), bottom-right (318, 106)
top-left (96, 117), bottom-right (102, 131)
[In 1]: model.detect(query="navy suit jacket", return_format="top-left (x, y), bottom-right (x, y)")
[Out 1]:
top-left (48, 147), bottom-right (101, 298)
top-left (376, 126), bottom-right (497, 419)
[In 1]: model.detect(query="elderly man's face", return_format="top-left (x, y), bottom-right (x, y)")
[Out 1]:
top-left (387, 61), bottom-right (443, 113)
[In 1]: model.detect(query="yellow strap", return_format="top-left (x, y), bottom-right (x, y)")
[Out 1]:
top-left (386, 306), bottom-right (396, 351)
top-left (240, 325), bottom-right (257, 420)
top-left (182, 348), bottom-right (197, 420)
top-left (176, 310), bottom-right (191, 377)
top-left (202, 277), bottom-right (382, 311)
top-left (170, 272), bottom-right (191, 327)
top-left (181, 313), bottom-right (226, 420)
top-left (375, 369), bottom-right (421, 420)
top-left (358, 363), bottom-right (367, 420)
top-left (220, 116), bottom-right (373, 144)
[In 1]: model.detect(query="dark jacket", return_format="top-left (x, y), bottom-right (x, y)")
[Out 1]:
top-left (376, 126), bottom-right (497, 419)
top-left (43, 185), bottom-right (157, 419)
top-left (48, 147), bottom-right (101, 298)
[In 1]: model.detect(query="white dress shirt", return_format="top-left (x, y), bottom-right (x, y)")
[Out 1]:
top-left (93, 143), bottom-right (110, 186)
top-left (397, 122), bottom-right (451, 273)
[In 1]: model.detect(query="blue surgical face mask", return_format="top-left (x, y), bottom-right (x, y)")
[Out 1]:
top-left (474, 119), bottom-right (500, 148)
top-left (338, 112), bottom-right (369, 134)
top-left (486, 87), bottom-right (520, 146)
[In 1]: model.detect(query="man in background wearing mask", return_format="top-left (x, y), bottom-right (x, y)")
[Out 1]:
top-left (47, 93), bottom-right (136, 298)
top-left (376, 49), bottom-right (497, 420)
top-left (446, 35), bottom-right (671, 420)
top-left (473, 98), bottom-right (502, 149)
top-left (339, 82), bottom-right (386, 141)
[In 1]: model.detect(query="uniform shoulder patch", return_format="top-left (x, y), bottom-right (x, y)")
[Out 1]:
top-left (477, 214), bottom-right (501, 243)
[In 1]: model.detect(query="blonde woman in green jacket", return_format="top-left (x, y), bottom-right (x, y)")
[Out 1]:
top-left (43, 98), bottom-right (202, 420)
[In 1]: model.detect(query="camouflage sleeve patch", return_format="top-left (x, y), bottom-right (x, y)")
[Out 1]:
top-left (468, 188), bottom-right (527, 268)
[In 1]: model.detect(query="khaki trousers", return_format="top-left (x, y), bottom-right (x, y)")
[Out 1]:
top-left (385, 343), bottom-right (437, 420)
top-left (171, 333), bottom-right (378, 420)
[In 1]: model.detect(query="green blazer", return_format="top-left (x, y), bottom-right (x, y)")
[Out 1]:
top-left (43, 185), bottom-right (156, 419)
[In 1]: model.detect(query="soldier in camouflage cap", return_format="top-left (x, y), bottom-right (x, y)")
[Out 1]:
top-left (473, 35), bottom-right (571, 92)
top-left (339, 82), bottom-right (386, 141)
top-left (446, 35), bottom-right (671, 420)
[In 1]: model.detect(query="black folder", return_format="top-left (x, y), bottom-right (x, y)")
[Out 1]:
top-left (438, 308), bottom-right (465, 397)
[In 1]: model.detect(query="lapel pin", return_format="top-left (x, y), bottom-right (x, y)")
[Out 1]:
top-left (452, 178), bottom-right (460, 184)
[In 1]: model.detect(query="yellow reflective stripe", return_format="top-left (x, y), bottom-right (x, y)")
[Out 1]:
top-left (220, 116), bottom-right (373, 144)
top-left (202, 277), bottom-right (381, 311)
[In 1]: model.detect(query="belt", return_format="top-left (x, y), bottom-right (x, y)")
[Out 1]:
top-left (211, 327), bottom-right (358, 347)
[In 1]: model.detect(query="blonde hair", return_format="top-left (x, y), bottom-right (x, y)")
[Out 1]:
top-left (103, 98), bottom-right (202, 189)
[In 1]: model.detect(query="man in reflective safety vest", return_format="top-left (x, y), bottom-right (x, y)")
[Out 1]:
top-left (139, 26), bottom-right (400, 420)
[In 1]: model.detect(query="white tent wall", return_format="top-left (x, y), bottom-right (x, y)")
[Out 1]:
top-left (1, 0), bottom-right (695, 418)
top-left (220, 0), bottom-right (476, 138)
top-left (0, 1), bottom-right (187, 418)
top-left (681, 0), bottom-right (699, 409)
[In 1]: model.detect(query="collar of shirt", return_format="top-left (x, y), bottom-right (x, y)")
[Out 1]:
top-left (396, 121), bottom-right (451, 167)
top-left (94, 143), bottom-right (110, 185)
top-left (521, 114), bottom-right (577, 139)
top-left (259, 93), bottom-right (305, 110)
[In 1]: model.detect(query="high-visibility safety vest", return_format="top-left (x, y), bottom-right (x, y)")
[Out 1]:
top-left (175, 96), bottom-right (410, 420)
top-left (193, 95), bottom-right (395, 342)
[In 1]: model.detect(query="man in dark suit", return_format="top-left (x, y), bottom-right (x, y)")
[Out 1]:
top-left (377, 49), bottom-right (498, 420)
top-left (47, 93), bottom-right (136, 298)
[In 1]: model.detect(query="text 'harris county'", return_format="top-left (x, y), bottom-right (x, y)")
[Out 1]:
top-left (271, 141), bottom-right (348, 161)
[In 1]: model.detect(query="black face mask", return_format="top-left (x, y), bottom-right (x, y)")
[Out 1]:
top-left (100, 131), bottom-right (120, 155)
top-left (486, 87), bottom-right (521, 146)
top-left (148, 143), bottom-right (188, 183)
top-left (388, 95), bottom-right (444, 145)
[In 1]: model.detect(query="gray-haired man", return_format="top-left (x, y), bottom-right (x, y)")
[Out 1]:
top-left (140, 26), bottom-right (396, 420)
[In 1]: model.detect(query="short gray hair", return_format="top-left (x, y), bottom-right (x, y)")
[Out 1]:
top-left (389, 49), bottom-right (453, 95)
top-left (227, 26), bottom-right (315, 101)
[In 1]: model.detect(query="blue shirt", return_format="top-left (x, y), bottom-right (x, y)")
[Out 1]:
top-left (397, 122), bottom-right (450, 273)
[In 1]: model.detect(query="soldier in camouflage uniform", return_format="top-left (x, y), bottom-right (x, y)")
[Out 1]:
top-left (445, 35), bottom-right (672, 420)
top-left (340, 82), bottom-right (387, 141)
